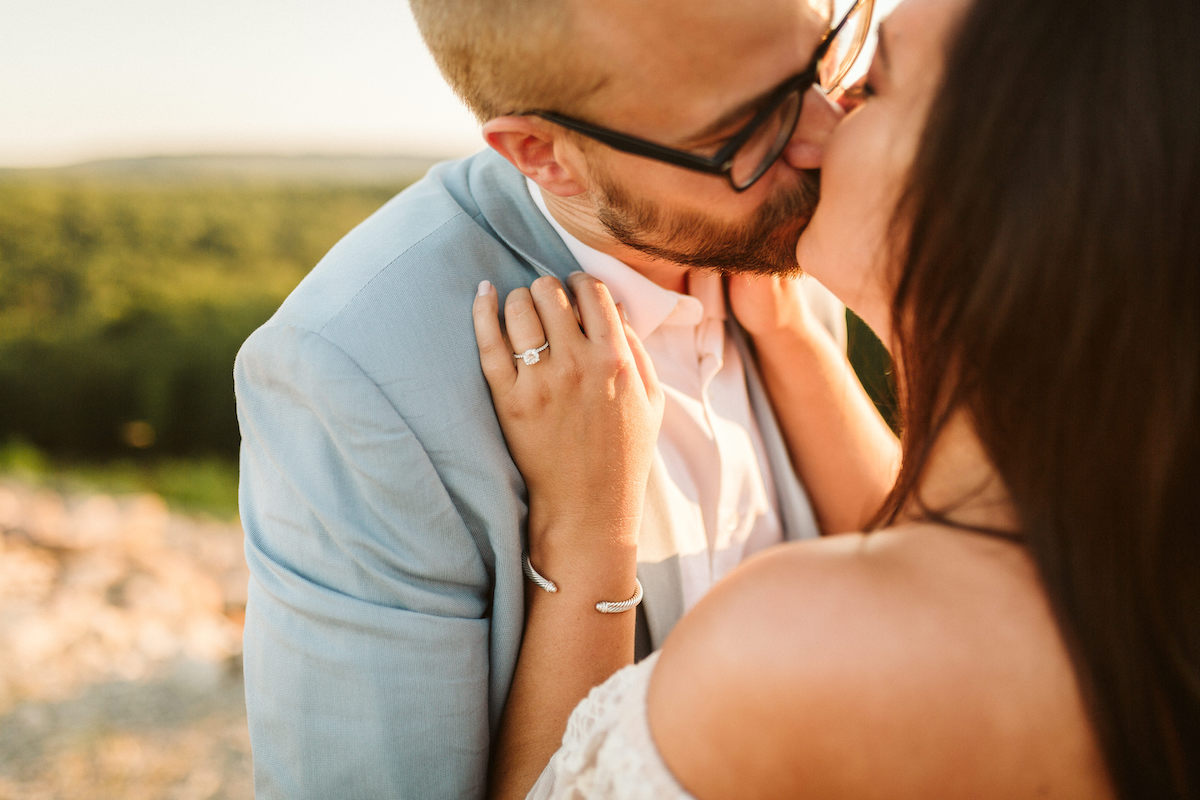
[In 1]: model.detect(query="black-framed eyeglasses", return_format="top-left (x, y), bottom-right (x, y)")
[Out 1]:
top-left (521, 0), bottom-right (875, 192)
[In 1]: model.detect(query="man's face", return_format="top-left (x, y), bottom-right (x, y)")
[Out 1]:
top-left (570, 0), bottom-right (833, 274)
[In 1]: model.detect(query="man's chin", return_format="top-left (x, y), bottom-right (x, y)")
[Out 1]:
top-left (720, 216), bottom-right (809, 276)
top-left (675, 175), bottom-right (819, 274)
top-left (645, 213), bottom-right (810, 275)
top-left (597, 169), bottom-right (819, 275)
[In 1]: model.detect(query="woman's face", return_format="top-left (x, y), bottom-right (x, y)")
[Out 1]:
top-left (796, 0), bottom-right (968, 343)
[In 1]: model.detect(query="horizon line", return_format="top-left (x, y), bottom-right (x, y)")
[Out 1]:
top-left (0, 141), bottom-right (484, 172)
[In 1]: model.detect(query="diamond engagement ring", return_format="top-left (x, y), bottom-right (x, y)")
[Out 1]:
top-left (514, 341), bottom-right (550, 365)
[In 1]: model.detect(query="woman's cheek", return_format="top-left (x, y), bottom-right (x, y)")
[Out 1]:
top-left (799, 117), bottom-right (880, 271)
top-left (796, 111), bottom-right (902, 328)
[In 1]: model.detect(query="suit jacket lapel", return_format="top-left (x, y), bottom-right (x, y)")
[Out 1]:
top-left (730, 322), bottom-right (822, 542)
top-left (466, 152), bottom-right (581, 283)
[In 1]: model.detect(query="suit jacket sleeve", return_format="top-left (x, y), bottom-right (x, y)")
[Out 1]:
top-left (235, 323), bottom-right (492, 800)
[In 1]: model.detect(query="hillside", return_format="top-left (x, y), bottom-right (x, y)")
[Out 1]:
top-left (0, 152), bottom-right (456, 185)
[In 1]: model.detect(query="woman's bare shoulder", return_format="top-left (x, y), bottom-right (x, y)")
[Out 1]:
top-left (645, 528), bottom-right (1111, 800)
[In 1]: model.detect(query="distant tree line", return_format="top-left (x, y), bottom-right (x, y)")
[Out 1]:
top-left (0, 171), bottom-right (893, 462)
top-left (0, 175), bottom-right (401, 458)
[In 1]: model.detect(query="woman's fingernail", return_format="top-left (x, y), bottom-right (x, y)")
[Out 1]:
top-left (477, 280), bottom-right (492, 297)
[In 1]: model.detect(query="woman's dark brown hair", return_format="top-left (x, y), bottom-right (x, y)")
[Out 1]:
top-left (876, 0), bottom-right (1200, 796)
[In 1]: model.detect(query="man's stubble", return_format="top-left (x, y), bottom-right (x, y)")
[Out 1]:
top-left (592, 168), bottom-right (821, 276)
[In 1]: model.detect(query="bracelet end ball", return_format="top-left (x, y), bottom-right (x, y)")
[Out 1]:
top-left (522, 552), bottom-right (642, 613)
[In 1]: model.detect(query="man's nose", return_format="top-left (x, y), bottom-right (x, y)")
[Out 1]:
top-left (782, 85), bottom-right (844, 171)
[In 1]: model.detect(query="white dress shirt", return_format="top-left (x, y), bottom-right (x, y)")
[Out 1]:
top-left (528, 180), bottom-right (783, 612)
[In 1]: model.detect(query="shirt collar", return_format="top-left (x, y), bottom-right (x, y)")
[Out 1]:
top-left (526, 178), bottom-right (691, 339)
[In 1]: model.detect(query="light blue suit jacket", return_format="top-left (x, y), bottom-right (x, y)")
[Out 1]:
top-left (235, 150), bottom-right (844, 799)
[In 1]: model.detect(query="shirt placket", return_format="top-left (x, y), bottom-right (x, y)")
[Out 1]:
top-left (696, 308), bottom-right (736, 577)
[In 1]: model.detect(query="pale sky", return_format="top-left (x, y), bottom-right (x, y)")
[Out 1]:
top-left (0, 0), bottom-right (482, 167)
top-left (1, 0), bottom-right (899, 169)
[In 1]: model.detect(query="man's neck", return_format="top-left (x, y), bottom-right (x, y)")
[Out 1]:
top-left (542, 189), bottom-right (690, 295)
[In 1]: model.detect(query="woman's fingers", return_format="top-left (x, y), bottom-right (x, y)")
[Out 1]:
top-left (475, 274), bottom-right (628, 394)
top-left (618, 303), bottom-right (662, 408)
top-left (529, 276), bottom-right (584, 350)
top-left (472, 281), bottom-right (516, 390)
top-left (567, 271), bottom-right (623, 345)
top-left (504, 286), bottom-right (550, 368)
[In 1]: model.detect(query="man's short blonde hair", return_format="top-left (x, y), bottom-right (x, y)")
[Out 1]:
top-left (410, 0), bottom-right (598, 122)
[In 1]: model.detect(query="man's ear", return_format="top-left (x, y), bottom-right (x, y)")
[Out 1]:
top-left (483, 116), bottom-right (587, 196)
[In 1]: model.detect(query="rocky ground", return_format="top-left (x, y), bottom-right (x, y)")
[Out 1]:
top-left (0, 479), bottom-right (252, 799)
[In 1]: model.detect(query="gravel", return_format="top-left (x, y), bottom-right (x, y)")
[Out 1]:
top-left (0, 480), bottom-right (253, 799)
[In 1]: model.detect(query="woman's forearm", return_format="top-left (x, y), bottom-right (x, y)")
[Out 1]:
top-left (754, 319), bottom-right (900, 534)
top-left (488, 516), bottom-right (640, 798)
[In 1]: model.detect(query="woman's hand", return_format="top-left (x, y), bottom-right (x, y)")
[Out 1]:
top-left (727, 272), bottom-right (816, 345)
top-left (473, 272), bottom-right (664, 557)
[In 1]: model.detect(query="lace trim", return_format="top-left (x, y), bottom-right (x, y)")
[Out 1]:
top-left (529, 652), bottom-right (693, 799)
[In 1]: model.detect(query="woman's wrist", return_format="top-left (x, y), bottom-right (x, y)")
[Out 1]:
top-left (525, 509), bottom-right (640, 599)
top-left (750, 317), bottom-right (832, 370)
top-left (525, 524), bottom-right (639, 575)
top-left (527, 493), bottom-right (644, 547)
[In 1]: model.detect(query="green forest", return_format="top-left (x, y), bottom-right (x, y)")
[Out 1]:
top-left (0, 167), bottom-right (405, 458)
top-left (0, 158), bottom-right (892, 514)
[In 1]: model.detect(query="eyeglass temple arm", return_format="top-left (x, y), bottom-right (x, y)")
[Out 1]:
top-left (530, 112), bottom-right (735, 175)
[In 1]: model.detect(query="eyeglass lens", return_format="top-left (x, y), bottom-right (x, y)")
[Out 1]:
top-left (819, 0), bottom-right (873, 91)
top-left (730, 0), bottom-right (872, 188)
top-left (730, 90), bottom-right (803, 188)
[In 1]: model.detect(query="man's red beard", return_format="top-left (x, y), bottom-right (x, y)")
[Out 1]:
top-left (593, 169), bottom-right (820, 276)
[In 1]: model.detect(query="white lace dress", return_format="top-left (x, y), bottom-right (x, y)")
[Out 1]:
top-left (527, 652), bottom-right (695, 798)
